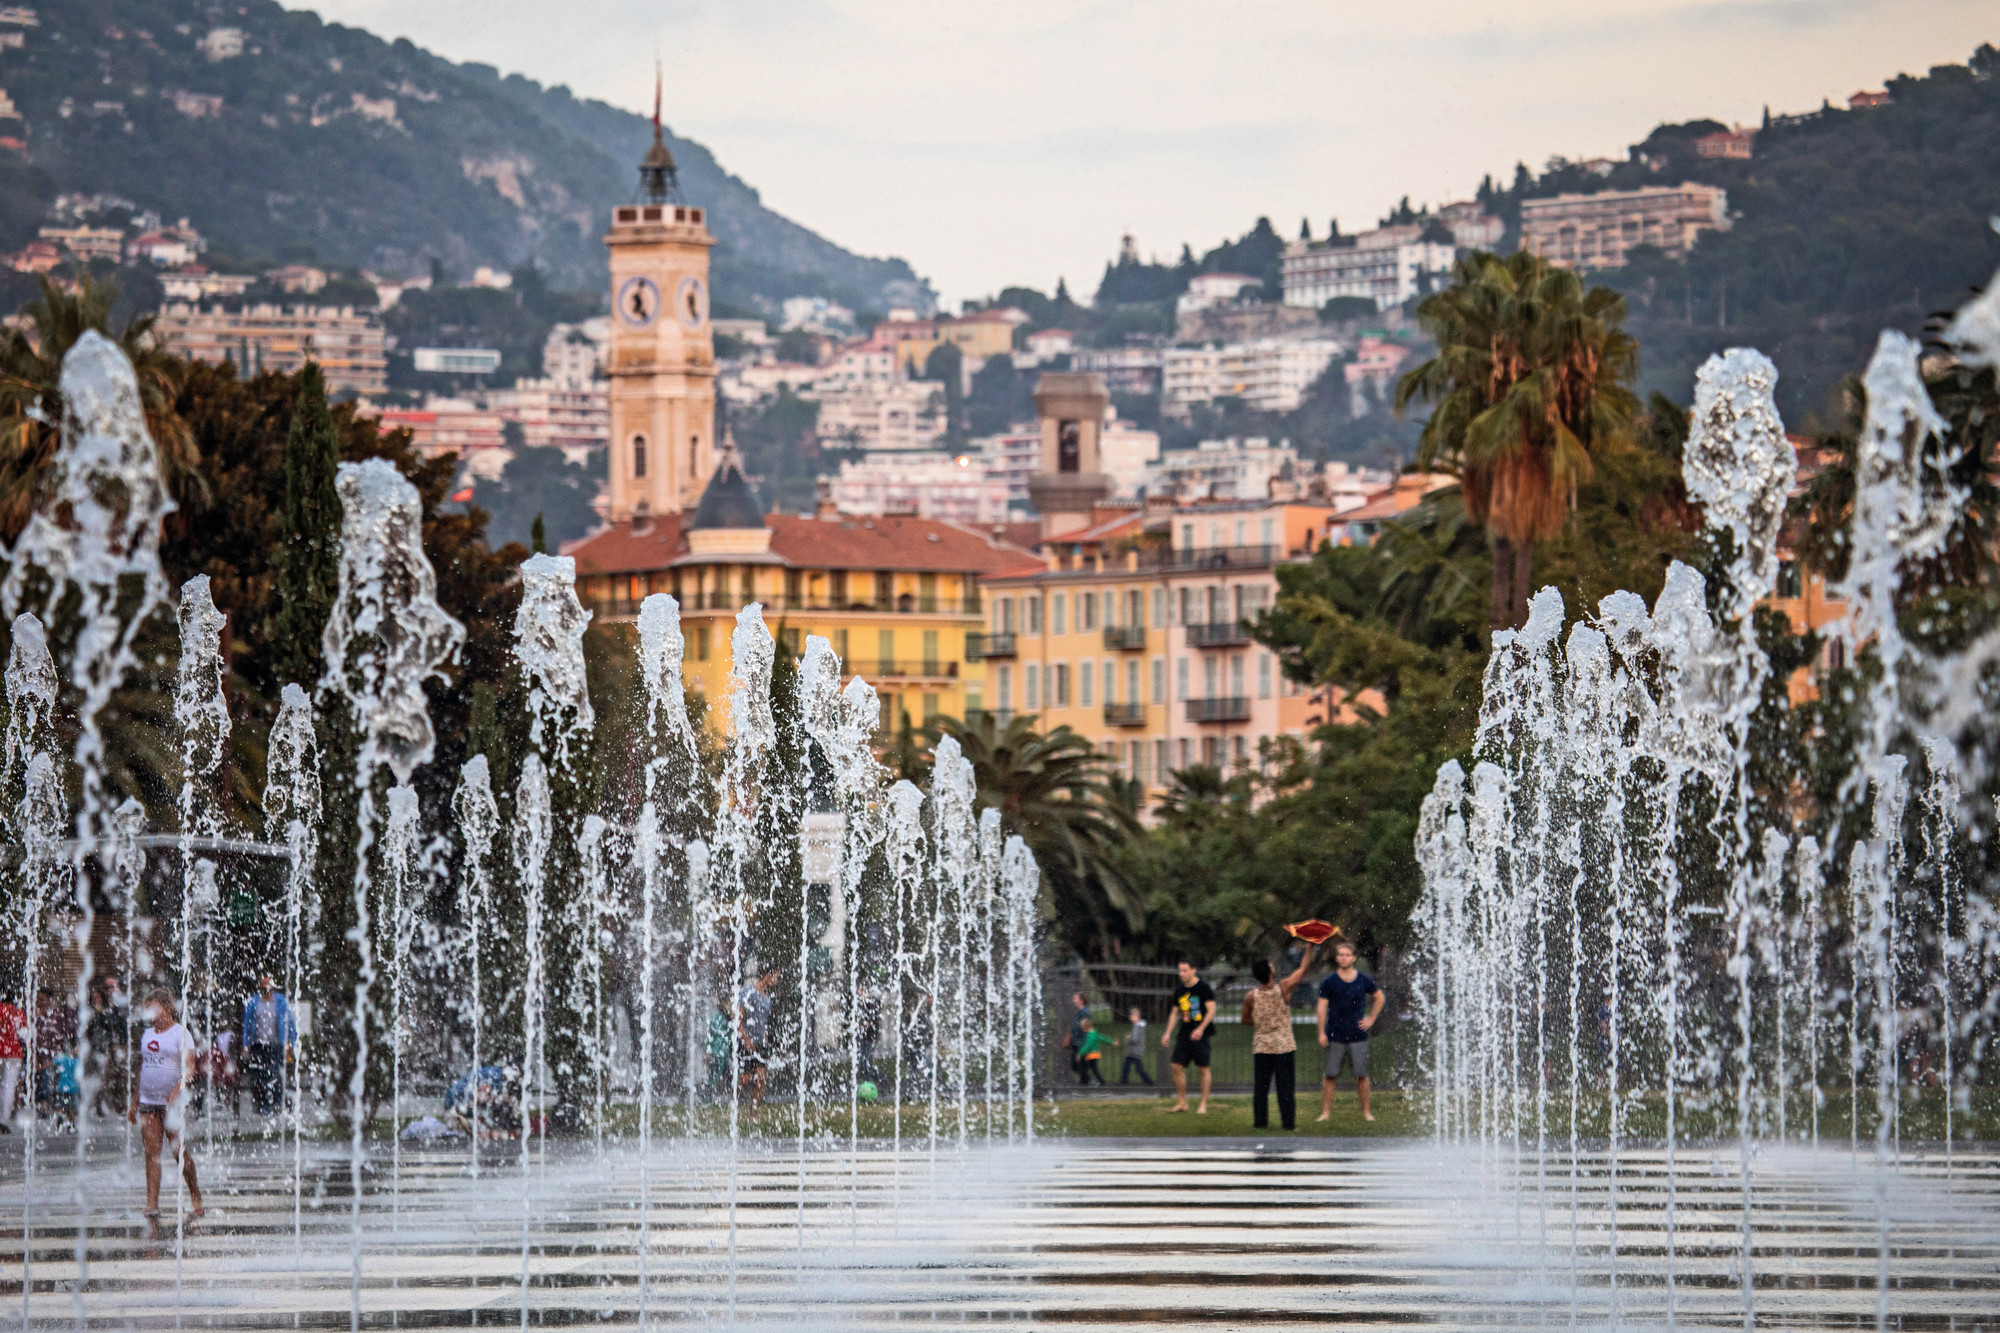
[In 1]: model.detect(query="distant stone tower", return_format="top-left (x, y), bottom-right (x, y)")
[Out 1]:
top-left (604, 74), bottom-right (715, 521)
top-left (1028, 372), bottom-right (1112, 541)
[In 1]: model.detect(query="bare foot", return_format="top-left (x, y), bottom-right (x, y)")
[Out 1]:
top-left (1315, 1113), bottom-right (1330, 1122)
top-left (188, 1206), bottom-right (206, 1219)
top-left (1195, 1106), bottom-right (1208, 1115)
top-left (1166, 1104), bottom-right (1187, 1113)
top-left (1363, 1114), bottom-right (1375, 1122)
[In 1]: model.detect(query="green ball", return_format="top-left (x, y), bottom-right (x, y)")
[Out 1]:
top-left (857, 1081), bottom-right (879, 1103)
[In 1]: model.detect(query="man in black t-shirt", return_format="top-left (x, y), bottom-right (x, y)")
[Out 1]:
top-left (1160, 959), bottom-right (1217, 1114)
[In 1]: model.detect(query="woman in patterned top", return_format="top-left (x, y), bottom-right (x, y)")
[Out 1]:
top-left (1241, 947), bottom-right (1317, 1131)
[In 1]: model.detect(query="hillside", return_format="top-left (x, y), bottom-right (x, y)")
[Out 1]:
top-left (0, 0), bottom-right (928, 313)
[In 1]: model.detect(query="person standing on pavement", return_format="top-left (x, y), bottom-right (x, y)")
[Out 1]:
top-left (1063, 992), bottom-right (1088, 1082)
top-left (240, 974), bottom-right (296, 1117)
top-left (1243, 947), bottom-right (1316, 1131)
top-left (736, 966), bottom-right (780, 1115)
top-left (1160, 960), bottom-right (1216, 1114)
top-left (1316, 940), bottom-right (1385, 1123)
top-left (0, 988), bottom-right (25, 1131)
top-left (1118, 1007), bottom-right (1152, 1086)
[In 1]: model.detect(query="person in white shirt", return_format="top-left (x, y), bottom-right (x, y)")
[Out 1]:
top-left (127, 989), bottom-right (204, 1221)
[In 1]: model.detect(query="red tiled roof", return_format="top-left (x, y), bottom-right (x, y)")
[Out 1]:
top-left (566, 512), bottom-right (1043, 577)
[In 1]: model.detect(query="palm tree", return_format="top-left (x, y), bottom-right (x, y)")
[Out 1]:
top-left (0, 273), bottom-right (197, 543)
top-left (931, 711), bottom-right (1142, 959)
top-left (1395, 249), bottom-right (1641, 631)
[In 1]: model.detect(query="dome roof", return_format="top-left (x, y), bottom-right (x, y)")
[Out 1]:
top-left (689, 438), bottom-right (764, 531)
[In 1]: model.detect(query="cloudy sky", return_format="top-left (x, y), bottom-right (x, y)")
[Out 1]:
top-left (305, 0), bottom-right (1993, 306)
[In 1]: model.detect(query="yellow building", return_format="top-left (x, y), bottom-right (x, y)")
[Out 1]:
top-left (882, 310), bottom-right (1019, 374)
top-left (571, 444), bottom-right (1043, 732)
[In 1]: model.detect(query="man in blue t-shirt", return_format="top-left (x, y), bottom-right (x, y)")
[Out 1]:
top-left (1316, 940), bottom-right (1384, 1122)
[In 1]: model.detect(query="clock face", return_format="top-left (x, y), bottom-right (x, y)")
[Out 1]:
top-left (676, 275), bottom-right (708, 330)
top-left (617, 276), bottom-right (662, 329)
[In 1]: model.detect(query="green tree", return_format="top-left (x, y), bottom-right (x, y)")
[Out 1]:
top-left (266, 363), bottom-right (342, 692)
top-left (1395, 250), bottom-right (1641, 631)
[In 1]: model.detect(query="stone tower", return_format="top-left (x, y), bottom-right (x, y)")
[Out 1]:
top-left (1027, 371), bottom-right (1112, 541)
top-left (604, 82), bottom-right (715, 521)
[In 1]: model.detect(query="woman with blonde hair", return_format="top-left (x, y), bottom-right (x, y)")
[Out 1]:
top-left (128, 988), bottom-right (204, 1221)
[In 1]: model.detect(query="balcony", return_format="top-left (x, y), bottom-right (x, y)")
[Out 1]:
top-left (1186, 621), bottom-right (1250, 648)
top-left (1103, 702), bottom-right (1148, 727)
top-left (1102, 625), bottom-right (1147, 652)
top-left (843, 659), bottom-right (959, 680)
top-left (1185, 696), bottom-right (1251, 724)
top-left (1142, 544), bottom-right (1278, 573)
top-left (967, 631), bottom-right (1016, 661)
top-left (609, 592), bottom-right (985, 616)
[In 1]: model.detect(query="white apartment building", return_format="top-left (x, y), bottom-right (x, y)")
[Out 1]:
top-left (815, 378), bottom-right (946, 452)
top-left (156, 303), bottom-right (387, 396)
top-left (1070, 345), bottom-right (1163, 395)
top-left (374, 399), bottom-right (508, 475)
top-left (970, 412), bottom-right (1158, 512)
top-left (479, 379), bottom-right (609, 460)
top-left (827, 451), bottom-right (1012, 525)
top-left (158, 271), bottom-right (254, 301)
top-left (541, 318), bottom-right (609, 388)
top-left (1161, 336), bottom-right (1341, 416)
top-left (1174, 272), bottom-right (1263, 317)
top-left (1519, 184), bottom-right (1730, 270)
top-left (1144, 438), bottom-right (1299, 503)
top-left (970, 427), bottom-right (1041, 513)
top-left (1280, 224), bottom-right (1456, 311)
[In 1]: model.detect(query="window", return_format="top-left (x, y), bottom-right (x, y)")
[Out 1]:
top-left (1080, 659), bottom-right (1095, 706)
top-left (1103, 660), bottom-right (1116, 704)
top-left (997, 665), bottom-right (1012, 707)
top-left (1053, 663), bottom-right (1071, 707)
top-left (923, 693), bottom-right (940, 723)
top-left (1151, 657), bottom-right (1165, 703)
top-left (1207, 585), bottom-right (1224, 623)
top-left (1026, 663), bottom-right (1041, 708)
top-left (1260, 517), bottom-right (1275, 547)
top-left (1077, 593), bottom-right (1095, 633)
top-left (1181, 523), bottom-right (1194, 550)
top-left (632, 435), bottom-right (648, 478)
top-left (1235, 520), bottom-right (1246, 546)
top-left (875, 571), bottom-right (894, 609)
top-left (830, 570), bottom-right (849, 606)
top-left (878, 629), bottom-right (895, 670)
top-left (1258, 653), bottom-right (1272, 699)
top-left (1233, 736), bottom-right (1247, 763)
top-left (1151, 588), bottom-right (1167, 629)
top-left (1231, 654), bottom-right (1245, 697)
top-left (1178, 656), bottom-right (1190, 700)
top-left (1052, 593), bottom-right (1067, 635)
top-left (1126, 660), bottom-right (1140, 707)
top-left (1177, 738), bottom-right (1191, 769)
top-left (780, 626), bottom-right (801, 656)
top-left (922, 629), bottom-right (940, 670)
top-left (1126, 589), bottom-right (1143, 627)
top-left (1026, 594), bottom-right (1043, 635)
top-left (919, 572), bottom-right (937, 608)
top-left (1233, 586), bottom-right (1246, 622)
top-left (695, 627), bottom-right (711, 661)
top-left (1128, 741), bottom-right (1143, 782)
top-left (1103, 591), bottom-right (1116, 628)
top-left (784, 568), bottom-right (803, 606)
top-left (689, 434), bottom-right (700, 476)
top-left (834, 628), bottom-right (849, 662)
top-left (1058, 420), bottom-right (1081, 472)
top-left (1204, 656), bottom-right (1219, 696)
top-left (1202, 737), bottom-right (1220, 766)
top-left (999, 597), bottom-right (1015, 633)
top-left (1153, 740), bottom-right (1169, 783)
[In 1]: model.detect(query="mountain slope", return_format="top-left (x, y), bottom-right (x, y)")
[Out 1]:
top-left (0, 0), bottom-right (927, 311)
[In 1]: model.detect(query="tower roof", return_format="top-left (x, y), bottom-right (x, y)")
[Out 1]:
top-left (638, 61), bottom-right (679, 204)
top-left (689, 433), bottom-right (763, 531)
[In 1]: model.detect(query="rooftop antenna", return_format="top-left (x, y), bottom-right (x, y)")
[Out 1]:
top-left (636, 55), bottom-right (679, 204)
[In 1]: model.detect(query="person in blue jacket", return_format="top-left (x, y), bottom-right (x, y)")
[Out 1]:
top-left (241, 974), bottom-right (297, 1117)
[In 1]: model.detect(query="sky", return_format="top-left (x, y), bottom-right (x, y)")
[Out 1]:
top-left (304, 0), bottom-right (1995, 307)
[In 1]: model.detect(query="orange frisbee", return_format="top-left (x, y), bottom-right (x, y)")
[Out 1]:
top-left (1284, 919), bottom-right (1337, 945)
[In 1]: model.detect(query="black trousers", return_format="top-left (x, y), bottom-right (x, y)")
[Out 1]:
top-left (1119, 1055), bottom-right (1153, 1086)
top-left (1253, 1050), bottom-right (1296, 1129)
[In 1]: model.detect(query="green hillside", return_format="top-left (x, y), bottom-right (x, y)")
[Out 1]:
top-left (0, 0), bottom-right (928, 313)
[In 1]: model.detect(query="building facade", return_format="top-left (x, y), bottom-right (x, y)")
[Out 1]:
top-left (814, 378), bottom-right (947, 452)
top-left (826, 451), bottom-right (1012, 525)
top-left (569, 449), bottom-right (1041, 735)
top-left (975, 498), bottom-right (1337, 795)
top-left (1161, 336), bottom-right (1341, 416)
top-left (1519, 184), bottom-right (1730, 270)
top-left (603, 122), bottom-right (716, 521)
top-left (155, 302), bottom-right (387, 396)
top-left (1280, 225), bottom-right (1455, 311)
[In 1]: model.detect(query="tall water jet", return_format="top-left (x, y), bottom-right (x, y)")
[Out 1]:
top-left (320, 457), bottom-right (465, 1330)
top-left (174, 575), bottom-right (229, 1161)
top-left (264, 682), bottom-right (321, 1266)
top-left (3, 333), bottom-right (177, 1308)
top-left (452, 755), bottom-right (499, 1177)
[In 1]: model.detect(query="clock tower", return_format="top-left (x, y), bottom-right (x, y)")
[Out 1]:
top-left (604, 85), bottom-right (715, 521)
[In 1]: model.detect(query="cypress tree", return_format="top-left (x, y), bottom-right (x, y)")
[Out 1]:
top-left (268, 363), bottom-right (342, 689)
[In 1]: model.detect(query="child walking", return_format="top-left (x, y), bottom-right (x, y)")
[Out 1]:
top-left (1119, 1007), bottom-right (1153, 1085)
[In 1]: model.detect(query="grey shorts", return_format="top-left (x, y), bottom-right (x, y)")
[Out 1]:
top-left (1323, 1040), bottom-right (1368, 1080)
